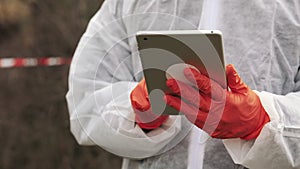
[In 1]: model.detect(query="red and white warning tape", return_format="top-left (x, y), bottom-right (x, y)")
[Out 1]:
top-left (0, 57), bottom-right (72, 68)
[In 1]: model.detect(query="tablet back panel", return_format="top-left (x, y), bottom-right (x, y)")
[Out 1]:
top-left (136, 31), bottom-right (226, 115)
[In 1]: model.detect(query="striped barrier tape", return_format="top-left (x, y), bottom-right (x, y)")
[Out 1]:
top-left (0, 57), bottom-right (72, 68)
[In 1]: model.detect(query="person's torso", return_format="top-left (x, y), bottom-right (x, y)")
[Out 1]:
top-left (118, 0), bottom-right (300, 168)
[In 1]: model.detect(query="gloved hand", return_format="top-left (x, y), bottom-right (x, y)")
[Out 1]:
top-left (164, 64), bottom-right (270, 140)
top-left (130, 79), bottom-right (169, 130)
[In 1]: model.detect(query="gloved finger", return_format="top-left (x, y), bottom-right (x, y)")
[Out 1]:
top-left (189, 111), bottom-right (209, 129)
top-left (183, 68), bottom-right (225, 100)
top-left (164, 94), bottom-right (208, 128)
top-left (137, 115), bottom-right (169, 129)
top-left (183, 68), bottom-right (210, 93)
top-left (226, 64), bottom-right (248, 94)
top-left (130, 79), bottom-right (151, 111)
top-left (135, 110), bottom-right (168, 129)
top-left (164, 94), bottom-right (199, 114)
top-left (166, 79), bottom-right (211, 111)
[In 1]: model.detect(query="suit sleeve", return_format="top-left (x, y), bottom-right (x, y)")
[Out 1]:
top-left (66, 0), bottom-right (185, 159)
top-left (223, 52), bottom-right (300, 169)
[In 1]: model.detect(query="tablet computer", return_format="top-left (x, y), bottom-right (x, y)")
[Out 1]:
top-left (136, 30), bottom-right (226, 115)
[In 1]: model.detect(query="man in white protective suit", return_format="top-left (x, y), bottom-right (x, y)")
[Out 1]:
top-left (66, 0), bottom-right (300, 169)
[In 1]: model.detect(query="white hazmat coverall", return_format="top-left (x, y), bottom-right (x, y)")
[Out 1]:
top-left (66, 0), bottom-right (300, 168)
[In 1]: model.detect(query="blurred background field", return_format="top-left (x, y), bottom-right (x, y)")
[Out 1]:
top-left (0, 0), bottom-right (122, 169)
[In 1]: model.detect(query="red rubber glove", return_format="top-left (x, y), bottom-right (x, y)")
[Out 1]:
top-left (164, 64), bottom-right (270, 140)
top-left (130, 79), bottom-right (169, 130)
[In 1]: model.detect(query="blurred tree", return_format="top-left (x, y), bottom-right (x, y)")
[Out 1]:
top-left (0, 0), bottom-right (30, 25)
top-left (0, 0), bottom-right (30, 42)
top-left (0, 0), bottom-right (102, 57)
